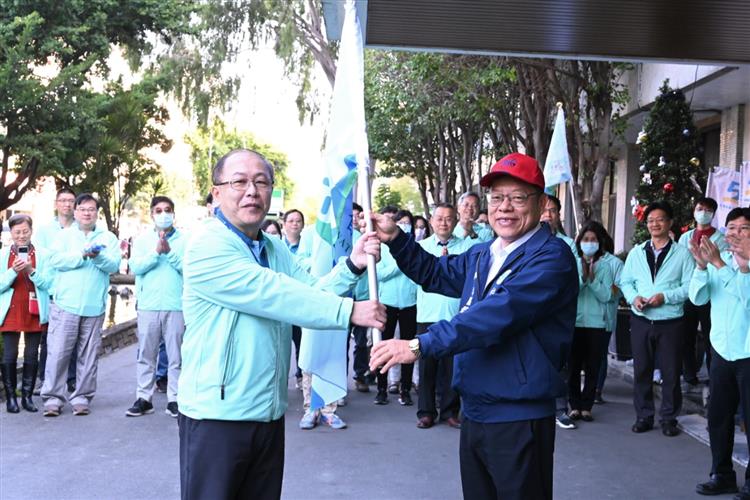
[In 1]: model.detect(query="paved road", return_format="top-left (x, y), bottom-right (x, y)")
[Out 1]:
top-left (0, 344), bottom-right (741, 499)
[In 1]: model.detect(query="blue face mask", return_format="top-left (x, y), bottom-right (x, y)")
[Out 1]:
top-left (397, 223), bottom-right (412, 234)
top-left (154, 212), bottom-right (174, 230)
top-left (580, 242), bottom-right (599, 257)
top-left (694, 210), bottom-right (714, 226)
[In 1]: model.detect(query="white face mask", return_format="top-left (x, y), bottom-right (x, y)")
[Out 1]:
top-left (694, 210), bottom-right (714, 226)
top-left (397, 223), bottom-right (412, 234)
top-left (154, 212), bottom-right (174, 230)
top-left (414, 227), bottom-right (426, 240)
top-left (580, 242), bottom-right (599, 257)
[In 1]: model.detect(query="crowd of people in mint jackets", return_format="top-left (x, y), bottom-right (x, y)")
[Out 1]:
top-left (2, 181), bottom-right (750, 498)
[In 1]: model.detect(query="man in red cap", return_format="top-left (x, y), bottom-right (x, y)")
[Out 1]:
top-left (369, 152), bottom-right (578, 500)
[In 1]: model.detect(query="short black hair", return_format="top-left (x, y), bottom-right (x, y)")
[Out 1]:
top-left (644, 201), bottom-right (673, 220)
top-left (283, 209), bottom-right (305, 224)
top-left (694, 197), bottom-right (718, 213)
top-left (379, 205), bottom-right (399, 215)
top-left (478, 208), bottom-right (488, 216)
top-left (212, 149), bottom-right (275, 186)
top-left (150, 196), bottom-right (175, 211)
top-left (395, 209), bottom-right (414, 226)
top-left (56, 187), bottom-right (76, 199)
top-left (352, 202), bottom-right (363, 213)
top-left (75, 193), bottom-right (99, 209)
top-left (8, 213), bottom-right (33, 229)
top-left (434, 202), bottom-right (456, 212)
top-left (575, 221), bottom-right (612, 258)
top-left (546, 195), bottom-right (562, 212)
top-left (261, 219), bottom-right (282, 235)
top-left (726, 207), bottom-right (750, 225)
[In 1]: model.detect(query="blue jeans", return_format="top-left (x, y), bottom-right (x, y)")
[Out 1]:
top-left (155, 341), bottom-right (168, 381)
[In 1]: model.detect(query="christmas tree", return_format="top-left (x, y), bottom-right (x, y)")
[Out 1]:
top-left (631, 80), bottom-right (705, 244)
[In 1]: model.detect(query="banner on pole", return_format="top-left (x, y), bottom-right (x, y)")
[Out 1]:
top-left (543, 106), bottom-right (573, 191)
top-left (740, 161), bottom-right (750, 208)
top-left (299, 0), bottom-right (369, 409)
top-left (705, 166), bottom-right (741, 231)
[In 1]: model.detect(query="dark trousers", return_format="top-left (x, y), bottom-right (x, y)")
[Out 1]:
top-left (683, 300), bottom-right (712, 381)
top-left (377, 305), bottom-right (417, 393)
top-left (596, 330), bottom-right (613, 391)
top-left (630, 314), bottom-right (684, 422)
top-left (179, 414), bottom-right (285, 500)
top-left (351, 325), bottom-right (369, 380)
top-left (291, 325), bottom-right (302, 379)
top-left (416, 322), bottom-right (459, 420)
top-left (2, 331), bottom-right (42, 363)
top-left (460, 416), bottom-right (555, 500)
top-left (708, 349), bottom-right (750, 481)
top-left (568, 327), bottom-right (606, 411)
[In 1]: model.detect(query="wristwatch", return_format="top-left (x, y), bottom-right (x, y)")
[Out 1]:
top-left (409, 338), bottom-right (421, 359)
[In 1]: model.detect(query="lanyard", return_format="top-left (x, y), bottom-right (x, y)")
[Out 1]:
top-left (460, 248), bottom-right (518, 314)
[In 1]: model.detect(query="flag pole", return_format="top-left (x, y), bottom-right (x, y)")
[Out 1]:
top-left (567, 181), bottom-right (581, 234)
top-left (358, 158), bottom-right (382, 345)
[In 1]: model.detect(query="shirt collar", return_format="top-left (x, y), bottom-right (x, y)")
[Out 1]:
top-left (489, 224), bottom-right (541, 258)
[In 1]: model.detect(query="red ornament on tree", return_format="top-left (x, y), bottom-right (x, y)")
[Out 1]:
top-left (663, 182), bottom-right (674, 193)
top-left (633, 204), bottom-right (646, 222)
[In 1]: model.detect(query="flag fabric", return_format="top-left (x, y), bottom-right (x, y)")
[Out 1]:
top-left (543, 106), bottom-right (573, 191)
top-left (298, 0), bottom-right (369, 410)
top-left (705, 166), bottom-right (741, 231)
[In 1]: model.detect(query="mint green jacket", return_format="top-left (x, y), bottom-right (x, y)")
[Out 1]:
top-left (556, 232), bottom-right (577, 255)
top-left (129, 228), bottom-right (185, 311)
top-left (49, 223), bottom-right (121, 317)
top-left (31, 217), bottom-right (70, 296)
top-left (689, 252), bottom-right (750, 361)
top-left (0, 247), bottom-right (53, 325)
top-left (600, 252), bottom-right (624, 332)
top-left (678, 228), bottom-right (728, 254)
top-left (416, 235), bottom-right (474, 323)
top-left (620, 241), bottom-right (694, 320)
top-left (575, 254), bottom-right (615, 329)
top-left (178, 218), bottom-right (359, 422)
top-left (453, 223), bottom-right (494, 242)
top-left (377, 243), bottom-right (417, 308)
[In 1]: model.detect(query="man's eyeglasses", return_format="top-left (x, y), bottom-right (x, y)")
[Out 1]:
top-left (486, 192), bottom-right (540, 208)
top-left (76, 207), bottom-right (98, 214)
top-left (646, 217), bottom-right (668, 224)
top-left (215, 177), bottom-right (273, 192)
top-left (56, 199), bottom-right (75, 205)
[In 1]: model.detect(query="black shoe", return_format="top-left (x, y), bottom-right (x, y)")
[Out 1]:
top-left (594, 391), bottom-right (606, 404)
top-left (631, 418), bottom-right (654, 433)
top-left (1, 363), bottom-right (19, 413)
top-left (374, 390), bottom-right (388, 405)
top-left (398, 392), bottom-right (413, 406)
top-left (125, 398), bottom-right (154, 417)
top-left (661, 420), bottom-right (680, 437)
top-left (21, 362), bottom-right (38, 412)
top-left (354, 378), bottom-right (370, 393)
top-left (166, 401), bottom-right (178, 418)
top-left (735, 483), bottom-right (750, 500)
top-left (696, 474), bottom-right (738, 496)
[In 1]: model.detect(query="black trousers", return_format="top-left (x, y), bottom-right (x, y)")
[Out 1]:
top-left (1, 331), bottom-right (42, 363)
top-left (351, 325), bottom-right (369, 380)
top-left (568, 327), bottom-right (606, 411)
top-left (708, 349), bottom-right (750, 481)
top-left (377, 305), bottom-right (417, 393)
top-left (630, 314), bottom-right (684, 422)
top-left (179, 414), bottom-right (285, 500)
top-left (291, 325), bottom-right (302, 379)
top-left (416, 322), bottom-right (459, 420)
top-left (683, 300), bottom-right (712, 381)
top-left (460, 416), bottom-right (555, 500)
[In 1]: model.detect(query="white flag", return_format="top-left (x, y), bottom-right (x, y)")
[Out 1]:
top-left (543, 106), bottom-right (572, 189)
top-left (740, 161), bottom-right (750, 208)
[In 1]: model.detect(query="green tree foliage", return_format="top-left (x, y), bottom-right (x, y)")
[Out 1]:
top-left (631, 81), bottom-right (703, 244)
top-left (373, 184), bottom-right (402, 212)
top-left (185, 120), bottom-right (294, 202)
top-left (59, 78), bottom-right (172, 236)
top-left (160, 0), bottom-right (335, 125)
top-left (0, 1), bottom-right (194, 211)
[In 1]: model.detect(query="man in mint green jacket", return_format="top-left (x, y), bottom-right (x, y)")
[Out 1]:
top-left (41, 193), bottom-right (121, 417)
top-left (178, 149), bottom-right (385, 500)
top-left (126, 196), bottom-right (185, 419)
top-left (690, 207), bottom-right (750, 497)
top-left (453, 192), bottom-right (494, 242)
top-left (620, 201), bottom-right (694, 437)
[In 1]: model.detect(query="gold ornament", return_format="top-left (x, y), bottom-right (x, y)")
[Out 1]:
top-left (690, 157), bottom-right (700, 167)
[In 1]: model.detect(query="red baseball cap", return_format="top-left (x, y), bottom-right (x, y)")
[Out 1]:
top-left (480, 152), bottom-right (545, 191)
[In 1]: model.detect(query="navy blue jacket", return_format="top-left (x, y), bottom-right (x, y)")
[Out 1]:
top-left (387, 223), bottom-right (578, 423)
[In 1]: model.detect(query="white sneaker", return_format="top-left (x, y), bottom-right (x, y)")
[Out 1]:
top-left (653, 369), bottom-right (663, 384)
top-left (299, 410), bottom-right (318, 430)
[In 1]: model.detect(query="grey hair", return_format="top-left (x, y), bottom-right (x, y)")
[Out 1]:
top-left (458, 192), bottom-right (481, 206)
top-left (211, 149), bottom-right (275, 186)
